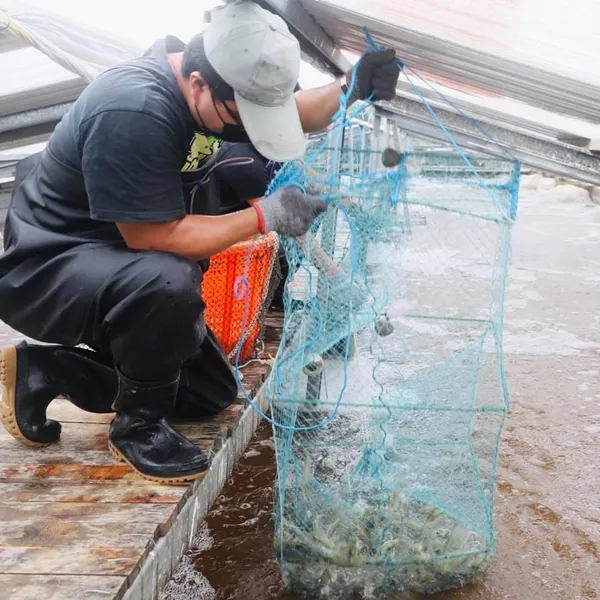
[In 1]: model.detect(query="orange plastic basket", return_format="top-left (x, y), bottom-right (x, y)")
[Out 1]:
top-left (202, 233), bottom-right (279, 363)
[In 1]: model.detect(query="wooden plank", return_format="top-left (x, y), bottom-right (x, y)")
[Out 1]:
top-left (2, 406), bottom-right (245, 445)
top-left (234, 371), bottom-right (265, 404)
top-left (46, 399), bottom-right (114, 425)
top-left (0, 463), bottom-right (136, 483)
top-left (0, 502), bottom-right (173, 575)
top-left (0, 574), bottom-right (126, 600)
top-left (0, 423), bottom-right (117, 474)
top-left (0, 482), bottom-right (186, 504)
top-left (0, 423), bottom-right (109, 453)
top-left (217, 403), bottom-right (245, 437)
top-left (0, 450), bottom-right (121, 468)
top-left (0, 312), bottom-right (282, 595)
top-left (263, 339), bottom-right (280, 355)
top-left (0, 406), bottom-right (246, 473)
top-left (0, 546), bottom-right (140, 576)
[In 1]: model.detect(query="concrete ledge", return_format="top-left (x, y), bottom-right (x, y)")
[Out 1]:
top-left (120, 391), bottom-right (269, 600)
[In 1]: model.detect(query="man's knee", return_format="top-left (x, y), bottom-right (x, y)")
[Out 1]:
top-left (144, 252), bottom-right (205, 327)
top-left (104, 251), bottom-right (205, 337)
top-left (102, 251), bottom-right (207, 380)
top-left (155, 253), bottom-right (203, 306)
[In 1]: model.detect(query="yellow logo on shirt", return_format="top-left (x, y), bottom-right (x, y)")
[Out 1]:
top-left (181, 133), bottom-right (221, 172)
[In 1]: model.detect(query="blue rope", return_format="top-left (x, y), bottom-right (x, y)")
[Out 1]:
top-left (363, 28), bottom-right (514, 223)
top-left (361, 27), bottom-right (512, 158)
top-left (402, 65), bottom-right (516, 162)
top-left (231, 59), bottom-right (366, 432)
top-left (230, 26), bottom-right (517, 432)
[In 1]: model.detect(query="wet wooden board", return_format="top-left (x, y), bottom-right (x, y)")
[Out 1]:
top-left (0, 574), bottom-right (126, 600)
top-left (0, 462), bottom-right (138, 483)
top-left (47, 400), bottom-right (115, 424)
top-left (0, 310), bottom-right (282, 600)
top-left (0, 482), bottom-right (186, 504)
top-left (0, 502), bottom-right (173, 574)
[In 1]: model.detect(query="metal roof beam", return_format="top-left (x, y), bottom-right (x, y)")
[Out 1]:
top-left (0, 79), bottom-right (86, 118)
top-left (299, 0), bottom-right (600, 125)
top-left (393, 81), bottom-right (594, 147)
top-left (377, 97), bottom-right (600, 186)
top-left (253, 0), bottom-right (351, 76)
top-left (0, 102), bottom-right (69, 150)
top-left (0, 120), bottom-right (58, 152)
top-left (0, 180), bottom-right (11, 223)
top-left (0, 103), bottom-right (71, 133)
top-left (0, 103), bottom-right (67, 150)
top-left (0, 161), bottom-right (18, 180)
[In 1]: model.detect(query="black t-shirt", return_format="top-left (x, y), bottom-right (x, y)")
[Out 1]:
top-left (0, 37), bottom-right (294, 278)
top-left (48, 36), bottom-right (224, 225)
top-left (1, 37), bottom-right (224, 272)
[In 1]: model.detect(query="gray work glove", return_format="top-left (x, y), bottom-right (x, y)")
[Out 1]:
top-left (255, 186), bottom-right (328, 238)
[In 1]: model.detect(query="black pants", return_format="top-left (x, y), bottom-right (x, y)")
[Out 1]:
top-left (0, 242), bottom-right (238, 417)
top-left (0, 155), bottom-right (237, 418)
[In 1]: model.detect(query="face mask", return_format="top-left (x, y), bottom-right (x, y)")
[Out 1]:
top-left (194, 121), bottom-right (250, 143)
top-left (218, 124), bottom-right (251, 143)
top-left (211, 95), bottom-right (250, 143)
top-left (194, 93), bottom-right (251, 143)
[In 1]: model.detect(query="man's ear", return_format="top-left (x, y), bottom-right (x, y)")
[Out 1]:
top-left (190, 71), bottom-right (209, 91)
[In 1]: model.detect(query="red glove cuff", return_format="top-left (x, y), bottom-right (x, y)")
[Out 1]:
top-left (253, 203), bottom-right (266, 235)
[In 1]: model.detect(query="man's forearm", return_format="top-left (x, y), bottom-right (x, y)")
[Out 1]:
top-left (295, 80), bottom-right (345, 133)
top-left (295, 48), bottom-right (400, 134)
top-left (118, 186), bottom-right (328, 260)
top-left (165, 210), bottom-right (261, 261)
top-left (118, 209), bottom-right (261, 262)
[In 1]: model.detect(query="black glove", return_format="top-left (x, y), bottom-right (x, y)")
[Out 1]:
top-left (345, 48), bottom-right (400, 103)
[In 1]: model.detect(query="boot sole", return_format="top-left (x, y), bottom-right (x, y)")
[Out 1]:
top-left (107, 441), bottom-right (208, 485)
top-left (0, 345), bottom-right (54, 448)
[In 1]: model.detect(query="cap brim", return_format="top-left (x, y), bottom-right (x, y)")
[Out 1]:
top-left (235, 91), bottom-right (307, 162)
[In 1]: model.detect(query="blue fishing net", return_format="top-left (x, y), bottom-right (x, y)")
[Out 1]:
top-left (255, 93), bottom-right (519, 596)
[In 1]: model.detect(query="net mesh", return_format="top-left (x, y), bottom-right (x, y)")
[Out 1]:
top-left (263, 105), bottom-right (519, 597)
top-left (203, 233), bottom-right (280, 363)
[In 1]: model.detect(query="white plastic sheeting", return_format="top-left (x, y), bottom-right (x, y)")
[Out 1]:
top-left (0, 0), bottom-right (144, 152)
top-left (344, 0), bottom-right (600, 85)
top-left (0, 0), bottom-right (332, 121)
top-left (302, 0), bottom-right (600, 87)
top-left (0, 0), bottom-right (142, 83)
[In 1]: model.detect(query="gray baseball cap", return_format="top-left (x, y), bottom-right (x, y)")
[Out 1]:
top-left (203, 2), bottom-right (307, 162)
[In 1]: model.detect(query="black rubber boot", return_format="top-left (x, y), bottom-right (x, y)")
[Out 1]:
top-left (0, 341), bottom-right (117, 447)
top-left (108, 370), bottom-right (210, 484)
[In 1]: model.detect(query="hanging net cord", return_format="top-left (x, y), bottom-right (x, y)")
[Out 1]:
top-left (232, 58), bottom-right (371, 433)
top-left (233, 29), bottom-right (520, 598)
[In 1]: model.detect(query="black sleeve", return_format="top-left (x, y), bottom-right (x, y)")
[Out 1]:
top-left (80, 110), bottom-right (186, 223)
top-left (213, 143), bottom-right (272, 204)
